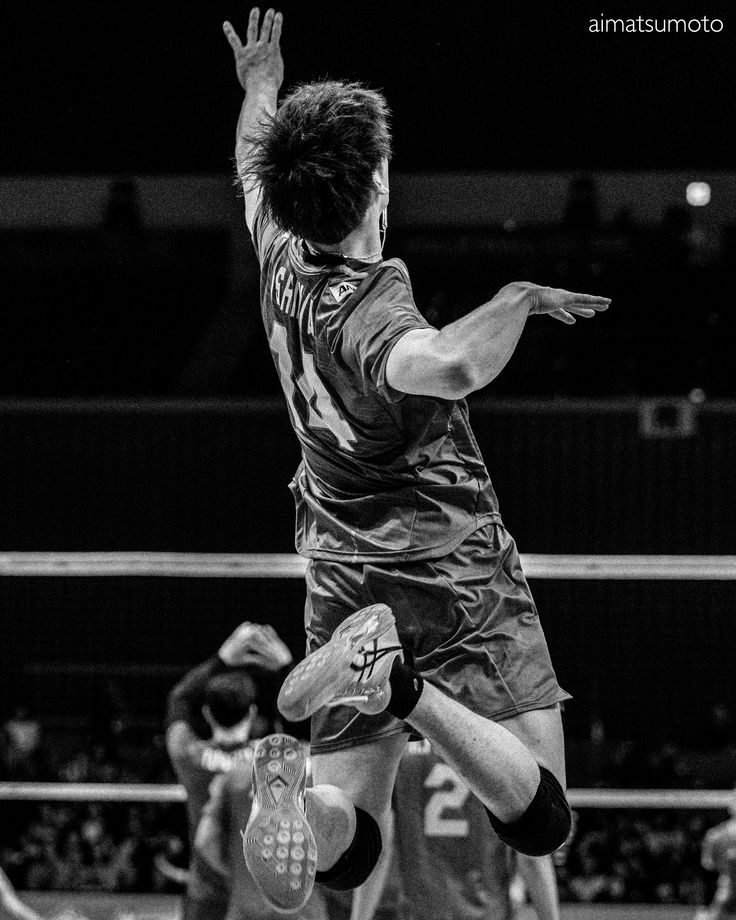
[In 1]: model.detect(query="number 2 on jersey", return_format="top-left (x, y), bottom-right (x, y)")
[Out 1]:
top-left (424, 763), bottom-right (471, 838)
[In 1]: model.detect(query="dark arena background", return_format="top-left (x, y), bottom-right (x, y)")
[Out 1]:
top-left (2, 0), bottom-right (736, 917)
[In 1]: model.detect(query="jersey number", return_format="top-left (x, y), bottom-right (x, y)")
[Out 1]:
top-left (269, 323), bottom-right (356, 451)
top-left (424, 763), bottom-right (471, 838)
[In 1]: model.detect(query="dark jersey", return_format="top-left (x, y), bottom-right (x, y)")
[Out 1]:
top-left (253, 209), bottom-right (501, 563)
top-left (392, 740), bottom-right (513, 920)
top-left (168, 727), bottom-right (255, 847)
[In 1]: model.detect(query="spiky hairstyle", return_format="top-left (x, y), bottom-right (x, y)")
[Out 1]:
top-left (243, 80), bottom-right (392, 246)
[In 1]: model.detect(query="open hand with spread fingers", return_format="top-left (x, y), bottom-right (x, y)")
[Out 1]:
top-left (223, 7), bottom-right (284, 93)
top-left (520, 282), bottom-right (611, 325)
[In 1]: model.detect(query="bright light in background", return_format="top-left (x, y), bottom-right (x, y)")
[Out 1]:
top-left (686, 181), bottom-right (711, 206)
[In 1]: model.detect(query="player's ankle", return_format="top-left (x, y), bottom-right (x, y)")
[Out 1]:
top-left (385, 657), bottom-right (423, 720)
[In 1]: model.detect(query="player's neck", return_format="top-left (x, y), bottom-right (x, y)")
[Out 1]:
top-left (313, 220), bottom-right (383, 263)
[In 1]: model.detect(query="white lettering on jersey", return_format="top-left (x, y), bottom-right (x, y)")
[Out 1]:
top-left (273, 266), bottom-right (286, 306)
top-left (298, 351), bottom-right (357, 450)
top-left (272, 268), bottom-right (315, 321)
top-left (281, 272), bottom-right (294, 314)
top-left (424, 763), bottom-right (471, 838)
top-left (199, 744), bottom-right (253, 774)
top-left (268, 321), bottom-right (357, 451)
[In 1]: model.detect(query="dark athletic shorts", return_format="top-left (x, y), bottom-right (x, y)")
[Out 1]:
top-left (306, 522), bottom-right (571, 753)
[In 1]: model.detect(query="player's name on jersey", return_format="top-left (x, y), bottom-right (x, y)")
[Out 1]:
top-left (198, 744), bottom-right (254, 774)
top-left (272, 266), bottom-right (316, 332)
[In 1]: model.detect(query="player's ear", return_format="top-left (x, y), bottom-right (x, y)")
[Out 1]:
top-left (373, 160), bottom-right (389, 200)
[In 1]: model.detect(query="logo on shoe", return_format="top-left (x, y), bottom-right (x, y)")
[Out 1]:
top-left (268, 775), bottom-right (288, 803)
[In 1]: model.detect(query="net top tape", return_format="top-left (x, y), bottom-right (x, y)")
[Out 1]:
top-left (0, 783), bottom-right (733, 809)
top-left (2, 553), bottom-right (736, 579)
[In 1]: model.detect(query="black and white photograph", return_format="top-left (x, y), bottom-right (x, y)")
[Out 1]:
top-left (1, 2), bottom-right (735, 918)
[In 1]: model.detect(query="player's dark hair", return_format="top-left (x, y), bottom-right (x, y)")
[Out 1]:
top-left (241, 80), bottom-right (392, 246)
top-left (205, 671), bottom-right (258, 728)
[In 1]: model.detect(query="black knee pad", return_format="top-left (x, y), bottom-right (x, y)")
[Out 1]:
top-left (486, 765), bottom-right (572, 856)
top-left (315, 806), bottom-right (382, 891)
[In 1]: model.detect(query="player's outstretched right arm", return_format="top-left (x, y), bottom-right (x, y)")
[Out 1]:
top-left (385, 282), bottom-right (610, 400)
top-left (223, 7), bottom-right (284, 234)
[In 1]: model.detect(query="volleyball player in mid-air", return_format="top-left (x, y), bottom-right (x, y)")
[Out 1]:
top-left (222, 7), bottom-right (609, 913)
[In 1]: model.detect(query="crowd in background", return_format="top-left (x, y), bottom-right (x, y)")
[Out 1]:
top-left (1, 697), bottom-right (734, 907)
top-left (0, 706), bottom-right (186, 897)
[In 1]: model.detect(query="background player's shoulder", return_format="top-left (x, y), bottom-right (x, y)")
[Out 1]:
top-left (405, 739), bottom-right (432, 758)
top-left (224, 762), bottom-right (253, 795)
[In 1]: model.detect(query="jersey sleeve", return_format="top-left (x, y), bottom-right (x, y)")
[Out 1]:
top-left (251, 203), bottom-right (282, 266)
top-left (337, 265), bottom-right (432, 403)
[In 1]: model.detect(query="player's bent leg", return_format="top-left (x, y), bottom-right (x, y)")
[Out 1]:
top-left (307, 731), bottom-right (407, 890)
top-left (483, 704), bottom-right (571, 856)
top-left (404, 680), bottom-right (541, 823)
top-left (494, 703), bottom-right (567, 787)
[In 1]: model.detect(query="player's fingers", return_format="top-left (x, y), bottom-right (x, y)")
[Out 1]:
top-left (246, 7), bottom-right (260, 44)
top-left (260, 7), bottom-right (275, 42)
top-left (566, 306), bottom-right (597, 318)
top-left (566, 293), bottom-right (611, 307)
top-left (222, 21), bottom-right (243, 52)
top-left (551, 309), bottom-right (576, 324)
top-left (270, 10), bottom-right (283, 45)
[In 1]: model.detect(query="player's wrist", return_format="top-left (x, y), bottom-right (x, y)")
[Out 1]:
top-left (501, 281), bottom-right (539, 315)
top-left (244, 73), bottom-right (281, 96)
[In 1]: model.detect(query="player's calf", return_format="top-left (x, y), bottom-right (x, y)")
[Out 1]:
top-left (314, 805), bottom-right (382, 890)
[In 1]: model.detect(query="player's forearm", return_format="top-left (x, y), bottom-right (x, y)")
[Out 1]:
top-left (3, 899), bottom-right (43, 920)
top-left (0, 877), bottom-right (42, 920)
top-left (516, 854), bottom-right (561, 920)
top-left (234, 81), bottom-right (278, 175)
top-left (435, 282), bottom-right (532, 395)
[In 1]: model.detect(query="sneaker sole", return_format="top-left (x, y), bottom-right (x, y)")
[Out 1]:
top-left (242, 734), bottom-right (317, 913)
top-left (278, 604), bottom-right (396, 722)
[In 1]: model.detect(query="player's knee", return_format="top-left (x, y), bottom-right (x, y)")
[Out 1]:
top-left (486, 765), bottom-right (572, 856)
top-left (315, 806), bottom-right (382, 890)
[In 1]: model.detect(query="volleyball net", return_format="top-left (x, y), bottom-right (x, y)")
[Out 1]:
top-left (1, 551), bottom-right (735, 917)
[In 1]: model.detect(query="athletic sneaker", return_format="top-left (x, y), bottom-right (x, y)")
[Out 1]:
top-left (242, 734), bottom-right (317, 913)
top-left (278, 603), bottom-right (403, 722)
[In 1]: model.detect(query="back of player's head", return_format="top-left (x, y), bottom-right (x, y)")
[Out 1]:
top-left (242, 80), bottom-right (392, 246)
top-left (204, 671), bottom-right (258, 728)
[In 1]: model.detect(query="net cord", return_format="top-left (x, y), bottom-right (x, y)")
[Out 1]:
top-left (0, 783), bottom-right (732, 809)
top-left (1, 553), bottom-right (736, 579)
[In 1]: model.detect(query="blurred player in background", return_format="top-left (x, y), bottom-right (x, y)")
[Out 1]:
top-left (0, 867), bottom-right (43, 920)
top-left (697, 790), bottom-right (736, 920)
top-left (222, 5), bottom-right (609, 913)
top-left (356, 741), bottom-right (560, 920)
top-left (166, 622), bottom-right (293, 919)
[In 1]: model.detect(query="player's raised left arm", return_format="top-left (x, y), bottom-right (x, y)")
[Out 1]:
top-left (223, 7), bottom-right (284, 233)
